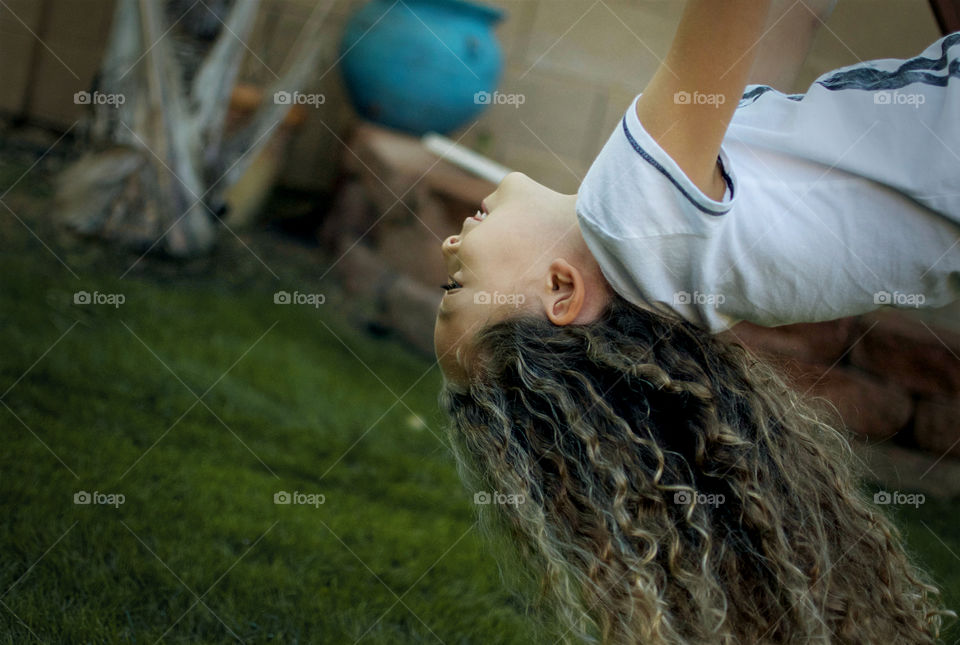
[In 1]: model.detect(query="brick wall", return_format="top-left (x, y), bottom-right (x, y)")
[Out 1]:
top-left (722, 312), bottom-right (960, 458)
top-left (457, 0), bottom-right (943, 194)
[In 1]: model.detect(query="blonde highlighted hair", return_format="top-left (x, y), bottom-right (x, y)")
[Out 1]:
top-left (440, 293), bottom-right (950, 644)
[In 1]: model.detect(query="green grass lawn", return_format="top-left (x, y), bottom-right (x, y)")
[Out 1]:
top-left (1, 147), bottom-right (958, 643)
top-left (0, 149), bottom-right (545, 643)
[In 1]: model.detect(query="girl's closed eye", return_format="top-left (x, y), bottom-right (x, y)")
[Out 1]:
top-left (441, 278), bottom-right (462, 292)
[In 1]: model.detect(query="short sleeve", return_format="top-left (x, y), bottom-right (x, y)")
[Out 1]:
top-left (575, 94), bottom-right (741, 331)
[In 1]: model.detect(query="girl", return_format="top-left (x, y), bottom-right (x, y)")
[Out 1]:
top-left (436, 1), bottom-right (958, 643)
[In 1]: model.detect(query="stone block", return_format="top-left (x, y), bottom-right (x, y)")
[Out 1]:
top-left (914, 396), bottom-right (960, 460)
top-left (850, 311), bottom-right (960, 397)
top-left (778, 360), bottom-right (913, 439)
top-left (722, 317), bottom-right (857, 366)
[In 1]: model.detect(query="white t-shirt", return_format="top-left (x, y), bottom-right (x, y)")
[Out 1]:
top-left (576, 32), bottom-right (960, 332)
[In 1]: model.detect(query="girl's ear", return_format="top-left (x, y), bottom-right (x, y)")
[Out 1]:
top-left (543, 259), bottom-right (586, 326)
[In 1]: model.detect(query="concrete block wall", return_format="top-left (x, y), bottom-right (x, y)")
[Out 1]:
top-left (2, 0), bottom-right (944, 193)
top-left (451, 0), bottom-right (944, 194)
top-left (0, 0), bottom-right (114, 124)
top-left (0, 0), bottom-right (358, 191)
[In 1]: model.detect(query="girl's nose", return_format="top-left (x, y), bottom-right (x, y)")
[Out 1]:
top-left (442, 235), bottom-right (460, 255)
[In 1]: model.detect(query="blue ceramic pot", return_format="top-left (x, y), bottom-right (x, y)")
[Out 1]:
top-left (339, 0), bottom-right (505, 135)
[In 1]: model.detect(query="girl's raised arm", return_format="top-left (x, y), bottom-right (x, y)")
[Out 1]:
top-left (635, 0), bottom-right (773, 201)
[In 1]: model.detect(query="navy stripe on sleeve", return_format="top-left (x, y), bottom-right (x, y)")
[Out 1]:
top-left (620, 117), bottom-right (731, 216)
top-left (817, 32), bottom-right (960, 92)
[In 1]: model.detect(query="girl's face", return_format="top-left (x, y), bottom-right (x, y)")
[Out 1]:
top-left (433, 172), bottom-right (579, 383)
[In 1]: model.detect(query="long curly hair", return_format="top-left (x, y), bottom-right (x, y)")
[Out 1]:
top-left (439, 293), bottom-right (951, 644)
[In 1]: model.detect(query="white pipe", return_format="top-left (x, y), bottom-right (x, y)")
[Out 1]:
top-left (421, 132), bottom-right (512, 185)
